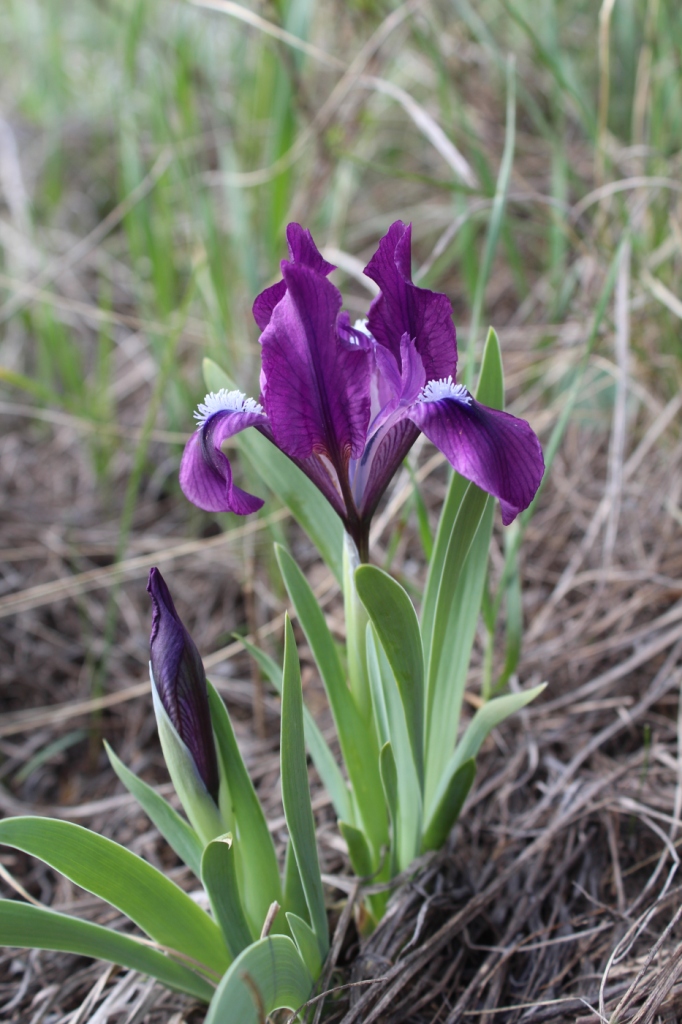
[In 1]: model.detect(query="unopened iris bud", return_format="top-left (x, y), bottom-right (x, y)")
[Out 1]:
top-left (147, 567), bottom-right (220, 803)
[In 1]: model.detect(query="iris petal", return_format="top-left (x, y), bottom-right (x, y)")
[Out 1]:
top-left (408, 389), bottom-right (544, 524)
top-left (261, 262), bottom-right (371, 469)
top-left (252, 223), bottom-right (335, 331)
top-left (364, 221), bottom-right (457, 380)
top-left (179, 405), bottom-right (266, 514)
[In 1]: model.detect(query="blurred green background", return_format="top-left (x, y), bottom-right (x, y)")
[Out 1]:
top-left (1, 0), bottom-right (681, 661)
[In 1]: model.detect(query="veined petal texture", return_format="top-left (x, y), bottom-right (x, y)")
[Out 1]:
top-left (261, 263), bottom-right (371, 469)
top-left (365, 221), bottom-right (457, 381)
top-left (409, 383), bottom-right (544, 524)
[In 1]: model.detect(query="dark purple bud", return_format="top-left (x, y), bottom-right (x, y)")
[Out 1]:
top-left (147, 567), bottom-right (220, 801)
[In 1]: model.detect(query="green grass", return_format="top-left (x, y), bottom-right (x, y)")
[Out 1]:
top-left (1, 0), bottom-right (681, 689)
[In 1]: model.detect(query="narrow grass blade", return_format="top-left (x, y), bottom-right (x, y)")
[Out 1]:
top-left (206, 681), bottom-right (282, 936)
top-left (0, 817), bottom-right (229, 975)
top-left (201, 834), bottom-right (254, 957)
top-left (0, 900), bottom-right (215, 1001)
top-left (204, 935), bottom-right (312, 1024)
top-left (276, 545), bottom-right (387, 857)
top-left (104, 741), bottom-right (203, 879)
top-left (281, 616), bottom-right (329, 959)
top-left (422, 759), bottom-right (475, 852)
top-left (356, 565), bottom-right (424, 791)
top-left (464, 59), bottom-right (516, 387)
top-left (203, 358), bottom-right (343, 581)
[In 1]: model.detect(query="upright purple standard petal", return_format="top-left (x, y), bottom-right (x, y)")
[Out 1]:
top-left (252, 223), bottom-right (335, 330)
top-left (261, 262), bottom-right (371, 473)
top-left (147, 567), bottom-right (220, 800)
top-left (364, 221), bottom-right (457, 380)
top-left (179, 390), bottom-right (267, 514)
top-left (408, 379), bottom-right (545, 525)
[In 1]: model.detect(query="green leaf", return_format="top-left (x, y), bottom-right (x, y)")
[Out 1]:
top-left (463, 58), bottom-right (516, 387)
top-left (0, 817), bottom-right (229, 976)
top-left (204, 935), bottom-right (313, 1024)
top-left (0, 900), bottom-right (215, 1001)
top-left (422, 759), bottom-right (476, 852)
top-left (365, 626), bottom-right (421, 871)
top-left (425, 482), bottom-right (489, 689)
top-left (206, 681), bottom-right (282, 937)
top-left (239, 635), bottom-right (352, 824)
top-left (421, 326), bottom-right (503, 655)
top-left (286, 912), bottom-right (322, 979)
top-left (379, 743), bottom-right (399, 878)
top-left (201, 834), bottom-right (254, 958)
top-left (338, 821), bottom-right (387, 926)
top-left (429, 685), bottom-right (546, 822)
top-left (151, 681), bottom-right (226, 847)
top-left (203, 358), bottom-right (344, 581)
top-left (276, 544), bottom-right (387, 857)
top-left (283, 838), bottom-right (309, 924)
top-left (104, 741), bottom-right (203, 879)
top-left (281, 616), bottom-right (329, 959)
top-left (475, 327), bottom-right (505, 409)
top-left (338, 820), bottom-right (373, 879)
top-left (424, 496), bottom-right (494, 806)
top-left (356, 565), bottom-right (424, 791)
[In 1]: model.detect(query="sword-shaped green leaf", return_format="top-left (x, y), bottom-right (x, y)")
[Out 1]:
top-left (104, 741), bottom-right (203, 879)
top-left (421, 326), bottom-right (504, 655)
top-left (276, 545), bottom-right (387, 858)
top-left (356, 566), bottom-right (424, 792)
top-left (201, 833), bottom-right (254, 957)
top-left (280, 616), bottom-right (329, 960)
top-left (427, 685), bottom-right (546, 824)
top-left (0, 900), bottom-right (215, 1001)
top-left (239, 635), bottom-right (352, 824)
top-left (0, 818), bottom-right (229, 976)
top-left (422, 759), bottom-right (476, 852)
top-left (206, 681), bottom-right (282, 937)
top-left (286, 912), bottom-right (322, 979)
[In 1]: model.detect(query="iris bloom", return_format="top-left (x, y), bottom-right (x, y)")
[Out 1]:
top-left (147, 566), bottom-right (220, 802)
top-left (180, 222), bottom-right (544, 560)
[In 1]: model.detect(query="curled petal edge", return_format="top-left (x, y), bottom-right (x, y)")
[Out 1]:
top-left (408, 393), bottom-right (544, 525)
top-left (179, 409), bottom-right (266, 515)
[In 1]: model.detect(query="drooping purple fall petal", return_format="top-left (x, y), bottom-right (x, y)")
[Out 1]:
top-left (364, 221), bottom-right (457, 380)
top-left (408, 379), bottom-right (545, 524)
top-left (179, 390), bottom-right (266, 514)
top-left (147, 567), bottom-right (220, 800)
top-left (261, 262), bottom-right (371, 470)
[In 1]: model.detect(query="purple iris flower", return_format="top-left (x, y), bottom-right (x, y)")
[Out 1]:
top-left (147, 567), bottom-right (220, 801)
top-left (180, 222), bottom-right (544, 560)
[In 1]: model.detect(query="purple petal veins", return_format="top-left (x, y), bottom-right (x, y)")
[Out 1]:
top-left (409, 378), bottom-right (545, 526)
top-left (180, 220), bottom-right (544, 549)
top-left (147, 567), bottom-right (220, 800)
